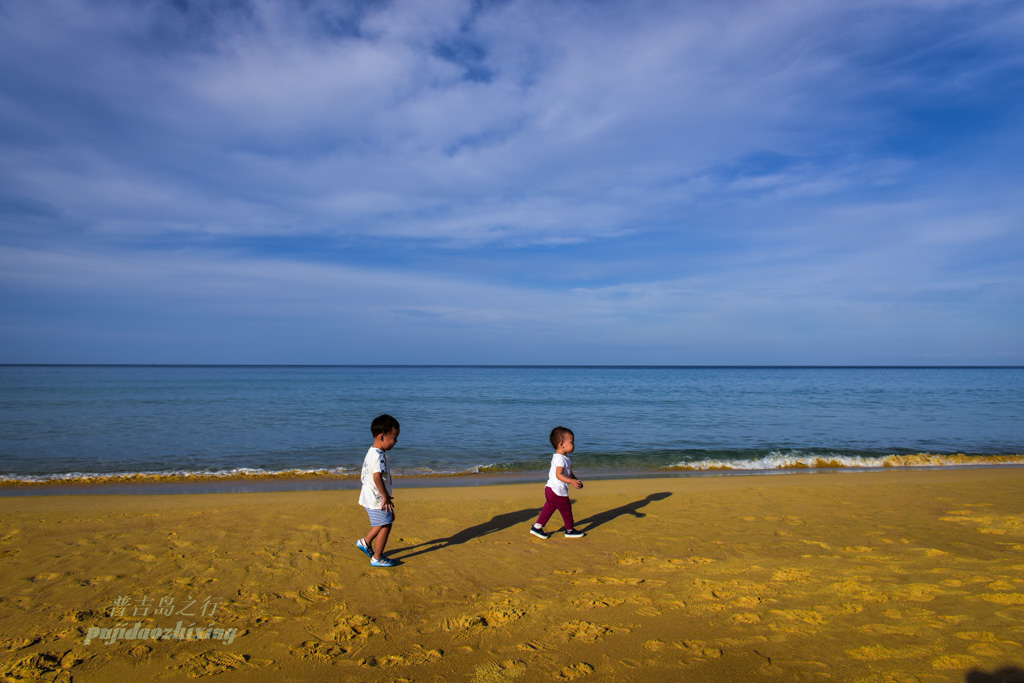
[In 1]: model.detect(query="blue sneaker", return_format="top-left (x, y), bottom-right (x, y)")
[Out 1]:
top-left (356, 539), bottom-right (373, 558)
top-left (370, 557), bottom-right (396, 568)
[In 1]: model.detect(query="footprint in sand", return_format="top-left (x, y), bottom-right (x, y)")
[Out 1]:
top-left (556, 662), bottom-right (595, 680)
top-left (290, 640), bottom-right (350, 661)
top-left (679, 641), bottom-right (723, 659)
top-left (732, 595), bottom-right (763, 608)
top-left (769, 609), bottom-right (827, 626)
top-left (327, 614), bottom-right (381, 641)
top-left (0, 651), bottom-right (79, 680)
top-left (403, 644), bottom-right (443, 665)
top-left (176, 651), bottom-right (268, 677)
top-left (1, 637), bottom-right (42, 651)
top-left (473, 659), bottom-right (527, 682)
top-left (570, 597), bottom-right (626, 609)
top-left (443, 605), bottom-right (527, 632)
top-left (359, 654), bottom-right (407, 668)
top-left (831, 579), bottom-right (890, 603)
top-left (442, 615), bottom-right (487, 632)
top-left (124, 642), bottom-right (151, 658)
top-left (771, 568), bottom-right (810, 582)
top-left (560, 620), bottom-right (625, 644)
top-left (733, 613), bottom-right (762, 624)
top-left (485, 607), bottom-right (527, 626)
top-left (297, 584), bottom-right (331, 603)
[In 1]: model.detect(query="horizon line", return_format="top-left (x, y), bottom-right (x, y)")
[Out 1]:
top-left (2, 364), bottom-right (1021, 370)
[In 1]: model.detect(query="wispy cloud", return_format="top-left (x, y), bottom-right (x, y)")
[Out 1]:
top-left (1, 0), bottom-right (1022, 363)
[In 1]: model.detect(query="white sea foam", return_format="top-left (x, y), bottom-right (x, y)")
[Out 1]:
top-left (667, 450), bottom-right (1024, 471)
top-left (0, 466), bottom-right (358, 485)
top-left (4, 453), bottom-right (1023, 487)
top-left (0, 463), bottom-right (513, 485)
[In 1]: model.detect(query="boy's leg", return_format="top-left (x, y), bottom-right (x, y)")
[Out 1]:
top-left (553, 495), bottom-right (575, 531)
top-left (372, 523), bottom-right (392, 560)
top-left (535, 487), bottom-right (558, 527)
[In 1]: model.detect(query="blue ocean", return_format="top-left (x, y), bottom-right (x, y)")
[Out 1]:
top-left (1, 366), bottom-right (1022, 488)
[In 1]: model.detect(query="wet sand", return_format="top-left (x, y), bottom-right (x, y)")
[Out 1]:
top-left (1, 468), bottom-right (1023, 682)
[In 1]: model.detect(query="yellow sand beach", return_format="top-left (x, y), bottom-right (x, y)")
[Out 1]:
top-left (2, 468), bottom-right (1023, 682)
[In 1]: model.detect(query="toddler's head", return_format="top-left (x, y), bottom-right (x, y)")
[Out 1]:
top-left (549, 426), bottom-right (574, 454)
top-left (371, 414), bottom-right (400, 450)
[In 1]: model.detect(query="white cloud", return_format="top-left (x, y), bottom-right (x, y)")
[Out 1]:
top-left (1, 0), bottom-right (1022, 363)
top-left (13, 0), bottom-right (1010, 244)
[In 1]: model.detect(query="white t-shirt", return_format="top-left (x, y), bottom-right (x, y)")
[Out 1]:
top-left (545, 452), bottom-right (573, 497)
top-left (358, 447), bottom-right (392, 509)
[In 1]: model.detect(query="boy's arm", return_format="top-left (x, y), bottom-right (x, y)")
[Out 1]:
top-left (555, 466), bottom-right (583, 489)
top-left (373, 472), bottom-right (394, 510)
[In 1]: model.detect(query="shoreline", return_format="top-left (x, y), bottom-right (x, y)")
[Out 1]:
top-left (1, 467), bottom-right (1023, 681)
top-left (2, 462), bottom-right (1024, 497)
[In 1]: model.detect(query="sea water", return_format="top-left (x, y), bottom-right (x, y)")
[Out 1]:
top-left (1, 365), bottom-right (1022, 486)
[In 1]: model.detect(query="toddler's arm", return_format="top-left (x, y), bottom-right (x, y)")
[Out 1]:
top-left (373, 472), bottom-right (394, 511)
top-left (556, 466), bottom-right (583, 489)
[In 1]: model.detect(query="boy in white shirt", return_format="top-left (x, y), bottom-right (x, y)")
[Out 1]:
top-left (355, 414), bottom-right (400, 567)
top-left (530, 426), bottom-right (585, 539)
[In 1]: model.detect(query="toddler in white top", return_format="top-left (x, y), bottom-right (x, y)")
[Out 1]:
top-left (530, 426), bottom-right (585, 539)
top-left (355, 414), bottom-right (400, 567)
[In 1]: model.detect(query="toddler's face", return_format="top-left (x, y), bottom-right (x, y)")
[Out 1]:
top-left (379, 428), bottom-right (400, 451)
top-left (558, 433), bottom-right (575, 455)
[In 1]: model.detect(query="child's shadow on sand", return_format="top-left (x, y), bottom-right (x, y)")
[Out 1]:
top-left (966, 666), bottom-right (1024, 683)
top-left (389, 493), bottom-right (673, 560)
top-left (573, 491), bottom-right (672, 533)
top-left (389, 508), bottom-right (539, 561)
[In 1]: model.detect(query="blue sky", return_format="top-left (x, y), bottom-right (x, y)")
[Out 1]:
top-left (1, 0), bottom-right (1022, 365)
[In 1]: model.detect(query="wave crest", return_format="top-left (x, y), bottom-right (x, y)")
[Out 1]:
top-left (667, 451), bottom-right (1024, 471)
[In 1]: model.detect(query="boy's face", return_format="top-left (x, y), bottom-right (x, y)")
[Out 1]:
top-left (378, 428), bottom-right (400, 451)
top-left (558, 433), bottom-right (575, 455)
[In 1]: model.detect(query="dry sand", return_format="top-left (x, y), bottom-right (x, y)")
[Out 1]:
top-left (1, 468), bottom-right (1023, 682)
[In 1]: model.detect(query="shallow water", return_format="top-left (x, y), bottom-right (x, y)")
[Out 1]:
top-left (1, 365), bottom-right (1021, 484)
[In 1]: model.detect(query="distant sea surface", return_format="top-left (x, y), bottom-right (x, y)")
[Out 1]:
top-left (1, 366), bottom-right (1022, 487)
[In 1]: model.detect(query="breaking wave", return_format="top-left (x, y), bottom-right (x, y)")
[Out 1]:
top-left (666, 451), bottom-right (1024, 471)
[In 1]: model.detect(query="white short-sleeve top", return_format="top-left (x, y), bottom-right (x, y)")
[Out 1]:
top-left (358, 447), bottom-right (392, 509)
top-left (546, 452), bottom-right (573, 497)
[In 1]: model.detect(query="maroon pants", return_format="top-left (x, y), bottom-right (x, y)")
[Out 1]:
top-left (537, 486), bottom-right (574, 530)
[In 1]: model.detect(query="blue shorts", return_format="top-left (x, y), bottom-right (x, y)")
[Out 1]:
top-left (365, 507), bottom-right (394, 527)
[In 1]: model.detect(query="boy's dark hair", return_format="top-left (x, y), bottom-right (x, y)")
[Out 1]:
top-left (549, 426), bottom-right (573, 450)
top-left (371, 414), bottom-right (400, 437)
